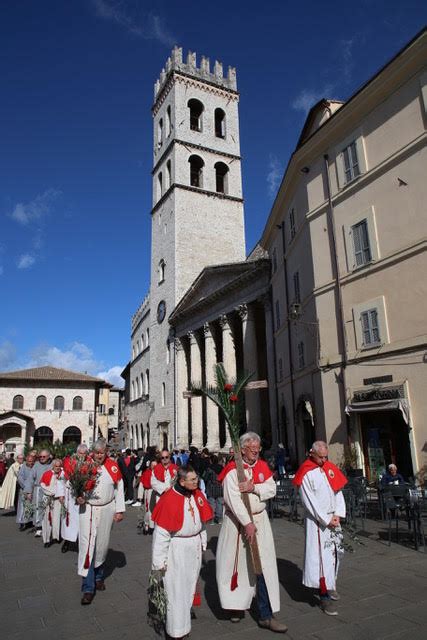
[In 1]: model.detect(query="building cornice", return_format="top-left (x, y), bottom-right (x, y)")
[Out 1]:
top-left (152, 138), bottom-right (241, 174)
top-left (151, 183), bottom-right (243, 215)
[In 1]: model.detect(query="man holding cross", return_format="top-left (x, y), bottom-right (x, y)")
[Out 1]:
top-left (216, 432), bottom-right (287, 633)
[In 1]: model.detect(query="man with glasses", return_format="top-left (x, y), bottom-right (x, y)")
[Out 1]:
top-left (24, 449), bottom-right (52, 537)
top-left (216, 432), bottom-right (287, 633)
top-left (293, 441), bottom-right (347, 616)
top-left (151, 449), bottom-right (178, 501)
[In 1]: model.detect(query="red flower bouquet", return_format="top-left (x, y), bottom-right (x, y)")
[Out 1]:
top-left (67, 457), bottom-right (100, 501)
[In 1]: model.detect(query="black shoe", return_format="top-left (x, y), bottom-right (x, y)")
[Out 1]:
top-left (19, 524), bottom-right (25, 531)
top-left (81, 592), bottom-right (94, 605)
top-left (44, 542), bottom-right (51, 548)
top-left (61, 541), bottom-right (69, 553)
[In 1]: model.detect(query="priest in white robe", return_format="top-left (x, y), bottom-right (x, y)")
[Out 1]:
top-left (216, 432), bottom-right (287, 633)
top-left (151, 466), bottom-right (213, 639)
top-left (293, 441), bottom-right (347, 616)
top-left (0, 454), bottom-right (24, 510)
top-left (78, 440), bottom-right (125, 605)
top-left (40, 458), bottom-right (64, 547)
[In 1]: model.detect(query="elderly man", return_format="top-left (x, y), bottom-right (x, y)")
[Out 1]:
top-left (17, 453), bottom-right (36, 530)
top-left (40, 458), bottom-right (64, 548)
top-left (78, 440), bottom-right (125, 605)
top-left (381, 464), bottom-right (405, 486)
top-left (216, 432), bottom-right (287, 633)
top-left (61, 444), bottom-right (89, 552)
top-left (293, 441), bottom-right (347, 616)
top-left (151, 449), bottom-right (178, 500)
top-left (151, 466), bottom-right (213, 639)
top-left (24, 449), bottom-right (53, 536)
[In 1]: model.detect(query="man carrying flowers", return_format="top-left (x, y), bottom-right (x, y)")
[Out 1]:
top-left (77, 439), bottom-right (125, 605)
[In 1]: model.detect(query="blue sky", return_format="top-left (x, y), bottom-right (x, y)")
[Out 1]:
top-left (1, 0), bottom-right (425, 386)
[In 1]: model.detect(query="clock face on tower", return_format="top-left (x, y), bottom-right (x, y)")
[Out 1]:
top-left (157, 300), bottom-right (166, 324)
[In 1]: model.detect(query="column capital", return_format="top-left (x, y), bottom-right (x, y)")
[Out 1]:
top-left (203, 322), bottom-right (214, 338)
top-left (174, 337), bottom-right (184, 352)
top-left (237, 303), bottom-right (248, 321)
top-left (187, 330), bottom-right (197, 345)
top-left (219, 314), bottom-right (231, 330)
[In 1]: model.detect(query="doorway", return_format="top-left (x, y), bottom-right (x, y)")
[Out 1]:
top-left (360, 410), bottom-right (413, 481)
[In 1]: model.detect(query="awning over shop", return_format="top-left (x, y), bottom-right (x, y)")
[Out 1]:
top-left (345, 399), bottom-right (410, 425)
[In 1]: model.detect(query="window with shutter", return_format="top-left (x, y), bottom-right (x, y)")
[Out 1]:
top-left (342, 140), bottom-right (360, 183)
top-left (360, 309), bottom-right (380, 346)
top-left (352, 219), bottom-right (371, 267)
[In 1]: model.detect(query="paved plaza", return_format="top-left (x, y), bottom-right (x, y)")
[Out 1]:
top-left (1, 508), bottom-right (426, 640)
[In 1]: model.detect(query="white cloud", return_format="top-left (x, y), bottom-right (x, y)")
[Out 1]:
top-left (267, 154), bottom-right (282, 198)
top-left (17, 254), bottom-right (36, 269)
top-left (291, 84), bottom-right (333, 115)
top-left (97, 365), bottom-right (125, 388)
top-left (340, 37), bottom-right (355, 82)
top-left (0, 341), bottom-right (16, 370)
top-left (89, 0), bottom-right (175, 46)
top-left (10, 188), bottom-right (62, 226)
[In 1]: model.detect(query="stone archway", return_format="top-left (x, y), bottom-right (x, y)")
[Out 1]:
top-left (0, 423), bottom-right (22, 453)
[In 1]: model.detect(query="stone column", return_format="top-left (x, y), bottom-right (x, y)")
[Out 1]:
top-left (204, 323), bottom-right (220, 451)
top-left (239, 303), bottom-right (261, 432)
top-left (188, 331), bottom-right (203, 449)
top-left (263, 295), bottom-right (279, 447)
top-left (219, 315), bottom-right (236, 449)
top-left (175, 337), bottom-right (189, 448)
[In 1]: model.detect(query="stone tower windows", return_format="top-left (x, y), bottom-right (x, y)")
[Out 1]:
top-left (188, 98), bottom-right (204, 131)
top-left (189, 155), bottom-right (204, 187)
top-left (214, 108), bottom-right (226, 138)
top-left (158, 172), bottom-right (163, 199)
top-left (158, 118), bottom-right (163, 148)
top-left (166, 160), bottom-right (172, 189)
top-left (158, 259), bottom-right (165, 284)
top-left (166, 105), bottom-right (172, 137)
top-left (215, 161), bottom-right (229, 194)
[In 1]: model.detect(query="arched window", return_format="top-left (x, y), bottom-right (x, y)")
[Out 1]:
top-left (161, 382), bottom-right (166, 407)
top-left (166, 339), bottom-right (170, 364)
top-left (136, 376), bottom-right (141, 397)
top-left (54, 396), bottom-right (64, 411)
top-left (158, 259), bottom-right (165, 283)
top-left (188, 98), bottom-right (204, 131)
top-left (141, 333), bottom-right (145, 350)
top-left (63, 426), bottom-right (82, 445)
top-left (34, 426), bottom-right (53, 444)
top-left (146, 421), bottom-right (150, 446)
top-left (166, 159), bottom-right (172, 189)
top-left (140, 373), bottom-right (144, 397)
top-left (132, 345), bottom-right (135, 360)
top-left (215, 108), bottom-right (226, 138)
top-left (35, 395), bottom-right (46, 410)
top-left (146, 328), bottom-right (149, 345)
top-left (166, 105), bottom-right (171, 137)
top-left (145, 369), bottom-right (150, 395)
top-left (189, 155), bottom-right (204, 188)
top-left (73, 396), bottom-right (83, 410)
top-left (12, 394), bottom-right (24, 410)
top-left (215, 161), bottom-right (229, 194)
top-left (157, 118), bottom-right (163, 148)
top-left (131, 381), bottom-right (135, 401)
top-left (158, 172), bottom-right (163, 199)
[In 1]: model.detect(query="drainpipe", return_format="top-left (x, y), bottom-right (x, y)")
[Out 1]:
top-left (279, 222), bottom-right (299, 464)
top-left (323, 154), bottom-right (350, 437)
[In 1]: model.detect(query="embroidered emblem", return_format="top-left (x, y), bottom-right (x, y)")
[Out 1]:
top-left (111, 465), bottom-right (118, 473)
top-left (328, 469), bottom-right (335, 479)
top-left (197, 496), bottom-right (204, 506)
top-left (259, 473), bottom-right (264, 482)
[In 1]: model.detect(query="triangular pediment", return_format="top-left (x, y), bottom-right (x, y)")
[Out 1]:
top-left (170, 260), bottom-right (269, 321)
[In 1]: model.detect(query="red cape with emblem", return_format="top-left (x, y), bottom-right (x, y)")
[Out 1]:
top-left (217, 459), bottom-right (273, 484)
top-left (103, 457), bottom-right (122, 483)
top-left (140, 468), bottom-right (152, 489)
top-left (152, 487), bottom-right (213, 531)
top-left (40, 469), bottom-right (54, 486)
top-left (292, 458), bottom-right (347, 492)
top-left (153, 462), bottom-right (179, 483)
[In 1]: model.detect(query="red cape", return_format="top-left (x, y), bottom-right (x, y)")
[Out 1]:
top-left (140, 468), bottom-right (152, 489)
top-left (103, 457), bottom-right (122, 484)
top-left (152, 487), bottom-right (213, 531)
top-left (153, 463), bottom-right (178, 483)
top-left (217, 459), bottom-right (273, 484)
top-left (293, 459), bottom-right (347, 492)
top-left (40, 469), bottom-right (54, 486)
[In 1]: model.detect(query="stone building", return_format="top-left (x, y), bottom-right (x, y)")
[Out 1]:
top-left (0, 366), bottom-right (110, 453)
top-left (124, 48), bottom-right (246, 450)
top-left (260, 29), bottom-right (427, 475)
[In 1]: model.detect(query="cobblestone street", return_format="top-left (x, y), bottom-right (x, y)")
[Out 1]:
top-left (1, 508), bottom-right (426, 640)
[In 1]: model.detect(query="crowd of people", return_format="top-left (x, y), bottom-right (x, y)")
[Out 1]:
top-left (0, 437), bottom-right (351, 639)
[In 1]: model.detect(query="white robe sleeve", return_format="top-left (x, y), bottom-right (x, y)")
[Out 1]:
top-left (114, 478), bottom-right (126, 513)
top-left (41, 480), bottom-right (55, 497)
top-left (334, 490), bottom-right (346, 519)
top-left (200, 526), bottom-right (207, 551)
top-left (300, 475), bottom-right (331, 528)
top-left (253, 476), bottom-right (276, 501)
top-left (151, 473), bottom-right (167, 495)
top-left (152, 525), bottom-right (171, 570)
top-left (223, 472), bottom-right (252, 527)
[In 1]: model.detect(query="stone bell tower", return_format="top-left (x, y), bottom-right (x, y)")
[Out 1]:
top-left (149, 46), bottom-right (246, 446)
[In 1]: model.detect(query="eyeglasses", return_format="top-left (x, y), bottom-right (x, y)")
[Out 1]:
top-left (161, 456), bottom-right (170, 460)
